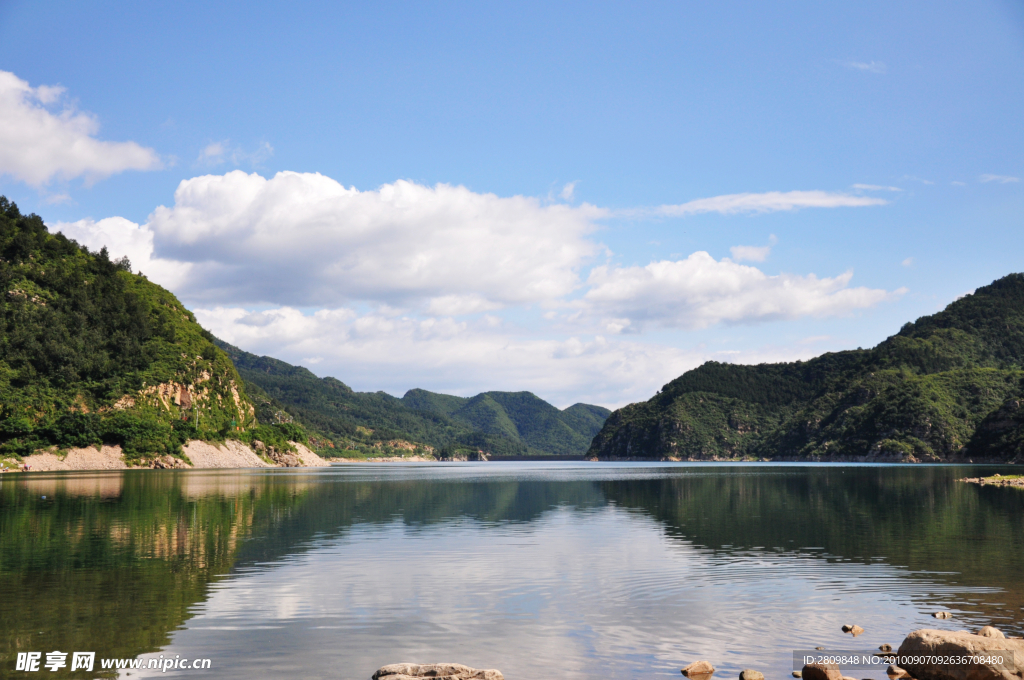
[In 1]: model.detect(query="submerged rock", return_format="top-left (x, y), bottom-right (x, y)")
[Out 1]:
top-left (372, 663), bottom-right (503, 680)
top-left (682, 661), bottom-right (716, 677)
top-left (932, 612), bottom-right (953, 619)
top-left (842, 624), bottom-right (865, 636)
top-left (897, 629), bottom-right (1024, 680)
top-left (802, 662), bottom-right (843, 680)
top-left (879, 644), bottom-right (893, 653)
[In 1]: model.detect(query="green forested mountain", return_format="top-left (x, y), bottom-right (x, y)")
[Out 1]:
top-left (0, 198), bottom-right (269, 461)
top-left (217, 340), bottom-right (610, 456)
top-left (589, 273), bottom-right (1024, 462)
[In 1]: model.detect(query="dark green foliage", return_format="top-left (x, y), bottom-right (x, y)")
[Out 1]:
top-left (591, 273), bottom-right (1024, 462)
top-left (0, 196), bottom-right (256, 460)
top-left (217, 339), bottom-right (610, 456)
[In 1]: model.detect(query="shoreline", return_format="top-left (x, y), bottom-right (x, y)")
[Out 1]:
top-left (3, 440), bottom-right (330, 473)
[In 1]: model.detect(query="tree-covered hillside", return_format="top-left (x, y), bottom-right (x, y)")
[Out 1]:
top-left (0, 197), bottom-right (261, 461)
top-left (589, 273), bottom-right (1024, 462)
top-left (217, 340), bottom-right (610, 456)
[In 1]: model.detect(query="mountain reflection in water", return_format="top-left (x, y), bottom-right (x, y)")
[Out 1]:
top-left (1, 463), bottom-right (1022, 679)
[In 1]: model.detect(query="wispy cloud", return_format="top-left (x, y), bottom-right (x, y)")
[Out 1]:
top-left (900, 175), bottom-right (934, 185)
top-left (901, 257), bottom-right (914, 267)
top-left (852, 184), bottom-right (902, 192)
top-left (979, 174), bottom-right (1019, 184)
top-left (647, 190), bottom-right (886, 217)
top-left (195, 140), bottom-right (274, 168)
top-left (197, 141), bottom-right (227, 166)
top-left (843, 60), bottom-right (887, 74)
top-left (730, 234), bottom-right (777, 263)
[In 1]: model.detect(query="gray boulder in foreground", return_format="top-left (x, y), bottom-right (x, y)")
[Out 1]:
top-left (897, 629), bottom-right (1024, 680)
top-left (372, 663), bottom-right (504, 680)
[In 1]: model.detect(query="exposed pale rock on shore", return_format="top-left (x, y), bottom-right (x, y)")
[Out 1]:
top-left (372, 663), bottom-right (503, 680)
top-left (17, 445), bottom-right (129, 471)
top-left (12, 439), bottom-right (331, 472)
top-left (293, 442), bottom-right (331, 467)
top-left (181, 439), bottom-right (271, 468)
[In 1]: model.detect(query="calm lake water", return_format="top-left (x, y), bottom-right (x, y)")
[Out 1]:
top-left (2, 462), bottom-right (1023, 679)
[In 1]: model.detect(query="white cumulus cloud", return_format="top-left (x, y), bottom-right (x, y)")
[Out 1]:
top-left (53, 217), bottom-right (192, 290)
top-left (0, 70), bottom-right (160, 186)
top-left (145, 170), bottom-right (606, 309)
top-left (583, 252), bottom-right (899, 330)
top-left (194, 304), bottom-right (824, 408)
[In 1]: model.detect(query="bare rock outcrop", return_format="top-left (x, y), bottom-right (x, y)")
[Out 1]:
top-left (19, 445), bottom-right (129, 471)
top-left (151, 455), bottom-right (190, 469)
top-left (897, 629), bottom-right (1024, 680)
top-left (372, 663), bottom-right (503, 680)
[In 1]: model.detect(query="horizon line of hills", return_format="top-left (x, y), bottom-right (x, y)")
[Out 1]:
top-left (217, 338), bottom-right (611, 457)
top-left (2, 194), bottom-right (1023, 463)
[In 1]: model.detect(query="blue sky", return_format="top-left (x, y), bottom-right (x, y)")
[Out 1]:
top-left (1, 1), bottom-right (1022, 407)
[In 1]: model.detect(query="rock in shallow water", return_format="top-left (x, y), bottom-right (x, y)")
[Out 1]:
top-left (372, 663), bottom-right (503, 680)
top-left (977, 626), bottom-right (1005, 639)
top-left (739, 670), bottom-right (764, 680)
top-left (897, 629), bottom-right (1024, 680)
top-left (802, 662), bottom-right (843, 680)
top-left (682, 660), bottom-right (716, 677)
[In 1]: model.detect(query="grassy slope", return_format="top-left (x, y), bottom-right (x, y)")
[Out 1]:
top-left (0, 198), bottom-right (260, 461)
top-left (590, 273), bottom-right (1024, 462)
top-left (217, 340), bottom-right (610, 456)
